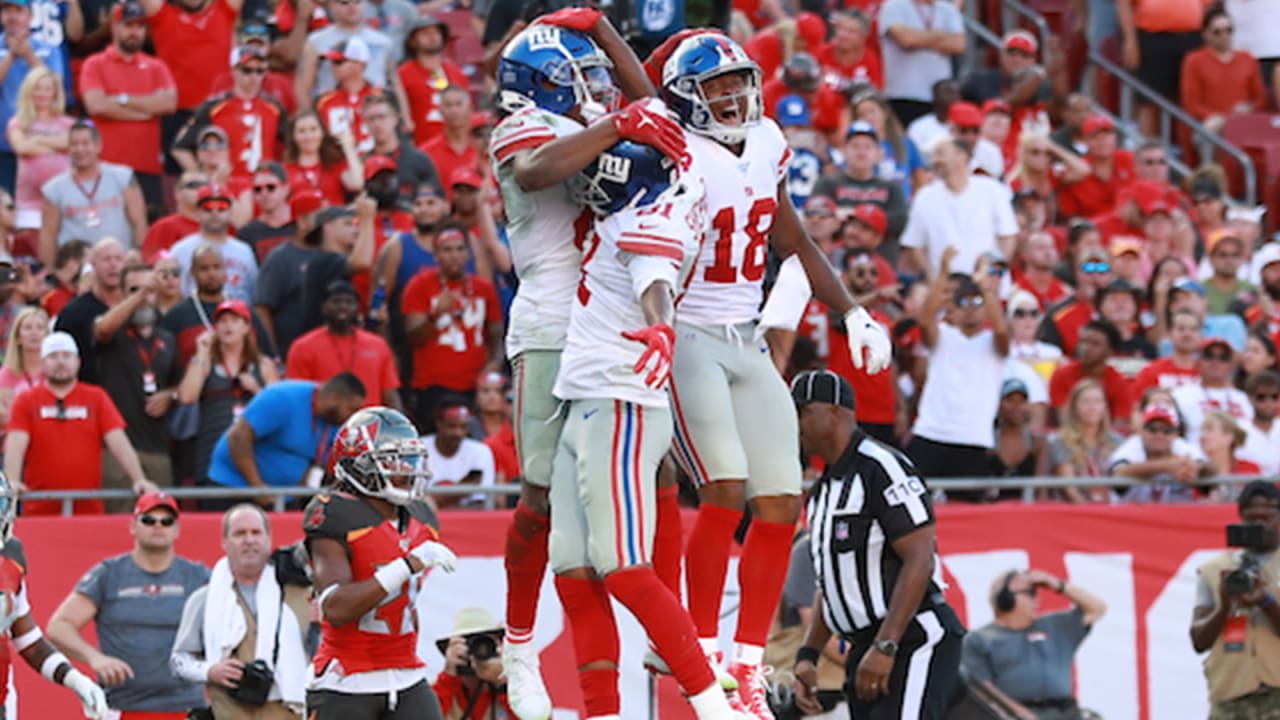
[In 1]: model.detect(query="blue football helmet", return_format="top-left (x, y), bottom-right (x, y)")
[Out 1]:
top-left (662, 33), bottom-right (762, 145)
top-left (497, 24), bottom-right (618, 120)
top-left (571, 141), bottom-right (678, 215)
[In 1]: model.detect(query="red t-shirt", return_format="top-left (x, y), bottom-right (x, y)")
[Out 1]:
top-left (142, 213), bottom-right (200, 262)
top-left (7, 383), bottom-right (125, 515)
top-left (1011, 270), bottom-right (1073, 310)
top-left (316, 84), bottom-right (380, 155)
top-left (398, 60), bottom-right (470, 148)
top-left (1131, 357), bottom-right (1201, 399)
top-left (1049, 361), bottom-right (1134, 420)
top-left (761, 79), bottom-right (844, 134)
top-left (814, 44), bottom-right (883, 89)
top-left (1043, 298), bottom-right (1095, 357)
top-left (795, 300), bottom-right (896, 424)
top-left (420, 136), bottom-right (479, 199)
top-left (286, 161), bottom-right (348, 206)
top-left (40, 285), bottom-right (75, 318)
top-left (1057, 150), bottom-right (1137, 219)
top-left (147, 0), bottom-right (238, 109)
top-left (401, 272), bottom-right (500, 391)
top-left (79, 47), bottom-right (177, 176)
top-left (208, 69), bottom-right (297, 116)
top-left (285, 327), bottom-right (400, 407)
top-left (190, 94), bottom-right (287, 180)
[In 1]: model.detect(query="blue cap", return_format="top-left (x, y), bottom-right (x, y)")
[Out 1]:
top-left (1000, 378), bottom-right (1029, 398)
top-left (776, 95), bottom-right (811, 128)
top-left (1171, 277), bottom-right (1206, 297)
top-left (845, 120), bottom-right (879, 142)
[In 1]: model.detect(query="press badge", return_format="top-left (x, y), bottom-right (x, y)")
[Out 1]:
top-left (142, 371), bottom-right (157, 395)
top-left (1223, 613), bottom-right (1248, 652)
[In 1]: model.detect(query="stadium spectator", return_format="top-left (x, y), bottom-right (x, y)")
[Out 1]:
top-left (1246, 244), bottom-right (1280, 339)
top-left (1049, 92), bottom-right (1092, 155)
top-left (54, 237), bottom-right (126, 383)
top-left (1190, 176), bottom-right (1229, 243)
top-left (298, 198), bottom-right (376, 334)
top-left (170, 186), bottom-right (260, 303)
top-left (1049, 379), bottom-right (1124, 502)
top-left (1190, 481), bottom-right (1280, 716)
top-left (1116, 0), bottom-right (1206, 136)
top-left (817, 9), bottom-right (882, 88)
top-left (908, 252), bottom-right (1009, 499)
top-left (1203, 232), bottom-right (1255, 315)
top-left (952, 99), bottom-right (1008, 175)
top-left (253, 188), bottom-right (324, 357)
top-left (206, 20), bottom-right (297, 115)
top-left (962, 569), bottom-right (1107, 717)
top-left (38, 121), bottom-right (148, 263)
top-left (79, 0), bottom-right (177, 208)
top-left (171, 503), bottom-right (309, 719)
top-left (1172, 337), bottom-right (1253, 445)
top-left (172, 45), bottom-right (287, 183)
top-left (742, 10), bottom-right (825, 80)
top-left (0, 0), bottom-right (67, 192)
top-left (362, 0), bottom-right (415, 55)
top-left (177, 299), bottom-right (280, 489)
top-left (876, 0), bottom-right (966, 125)
top-left (1057, 115), bottom-right (1136, 219)
top-left (447, 168), bottom-right (507, 279)
top-left (1240, 331), bottom-right (1279, 381)
top-left (285, 280), bottom-right (401, 409)
top-left (1134, 308), bottom-right (1204, 397)
top-left (399, 16), bottom-right (468, 148)
top-left (1013, 230), bottom-right (1074, 310)
top-left (295, 0), bottom-right (395, 102)
top-left (762, 55), bottom-right (846, 143)
top-left (1179, 4), bottom-right (1266, 134)
top-left (1108, 402), bottom-right (1211, 501)
top-left (179, 126), bottom-right (255, 228)
top-left (1006, 288), bottom-right (1063, 382)
top-left (851, 90), bottom-right (926, 198)
top-left (1049, 319), bottom-right (1135, 421)
top-left (38, 237), bottom-right (85, 317)
top-left (979, 99), bottom-right (1014, 169)
top-left (93, 264), bottom-right (181, 509)
top-left (1096, 279), bottom-right (1156, 359)
top-left (960, 31), bottom-right (1054, 129)
top-left (160, 244), bottom-right (275, 366)
top-left (1199, 410), bottom-right (1260, 476)
top-left (206, 374), bottom-right (364, 503)
top-left (838, 207), bottom-right (899, 291)
top-left (6, 67), bottom-right (72, 234)
top-left (362, 92), bottom-right (439, 202)
top-left (900, 137), bottom-right (1018, 279)
top-left (282, 109), bottom-right (364, 206)
top-left (154, 253), bottom-right (183, 315)
top-left (812, 121), bottom-right (907, 263)
top-left (315, 38), bottom-right (379, 154)
top-left (432, 607), bottom-right (514, 717)
top-left (906, 78), bottom-right (960, 162)
top-left (4, 331), bottom-right (155, 515)
top-left (421, 86), bottom-right (479, 198)
top-left (402, 226), bottom-right (502, 427)
top-left (0, 305), bottom-right (45, 425)
top-left (46, 491), bottom-right (210, 716)
top-left (1239, 370), bottom-right (1280, 475)
top-left (142, 171), bottom-right (207, 262)
top-left (236, 163), bottom-right (296, 263)
top-left (473, 370), bottom-right (518, 484)
top-left (989, 378), bottom-right (1048, 496)
top-left (1039, 247), bottom-right (1112, 356)
top-left (1224, 0), bottom-right (1280, 101)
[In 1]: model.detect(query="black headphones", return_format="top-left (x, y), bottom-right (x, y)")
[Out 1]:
top-left (995, 570), bottom-right (1019, 613)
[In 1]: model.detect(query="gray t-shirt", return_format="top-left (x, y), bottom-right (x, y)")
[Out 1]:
top-left (877, 0), bottom-right (965, 102)
top-left (171, 233), bottom-right (260, 304)
top-left (306, 25), bottom-right (395, 99)
top-left (75, 554), bottom-right (210, 712)
top-left (255, 242), bottom-right (318, 357)
top-left (362, 0), bottom-right (418, 63)
top-left (961, 608), bottom-right (1090, 702)
top-left (41, 162), bottom-right (137, 248)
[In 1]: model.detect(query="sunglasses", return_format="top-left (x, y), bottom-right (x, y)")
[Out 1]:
top-left (237, 66), bottom-right (268, 75)
top-left (956, 296), bottom-right (984, 308)
top-left (1012, 308), bottom-right (1040, 319)
top-left (1210, 25), bottom-right (1233, 34)
top-left (127, 286), bottom-right (141, 294)
top-left (1013, 586), bottom-right (1038, 598)
top-left (1081, 261), bottom-right (1110, 275)
top-left (181, 180), bottom-right (209, 190)
top-left (200, 200), bottom-right (231, 212)
top-left (1144, 424), bottom-right (1177, 435)
top-left (1254, 392), bottom-right (1280, 401)
top-left (138, 514), bottom-right (176, 527)
top-left (199, 141), bottom-right (227, 151)
top-left (254, 183), bottom-right (279, 193)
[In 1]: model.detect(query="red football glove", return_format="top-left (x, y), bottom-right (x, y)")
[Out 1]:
top-left (611, 101), bottom-right (686, 162)
top-left (642, 28), bottom-right (725, 89)
top-left (534, 7), bottom-right (603, 31)
top-left (621, 322), bottom-right (676, 389)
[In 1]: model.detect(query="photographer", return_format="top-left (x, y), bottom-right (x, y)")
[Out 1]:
top-left (432, 608), bottom-right (514, 720)
top-left (1190, 481), bottom-right (1280, 716)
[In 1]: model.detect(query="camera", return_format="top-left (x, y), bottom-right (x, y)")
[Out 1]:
top-left (456, 633), bottom-right (499, 676)
top-left (1224, 523), bottom-right (1277, 596)
top-left (228, 659), bottom-right (274, 706)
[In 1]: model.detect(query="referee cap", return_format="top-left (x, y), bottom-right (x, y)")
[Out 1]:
top-left (790, 370), bottom-right (855, 411)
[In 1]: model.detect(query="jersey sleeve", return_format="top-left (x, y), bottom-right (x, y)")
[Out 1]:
top-left (865, 444), bottom-right (935, 542)
top-left (490, 108), bottom-right (559, 166)
top-left (7, 390), bottom-right (33, 434)
top-left (77, 55), bottom-right (106, 94)
top-left (96, 388), bottom-right (127, 435)
top-left (303, 493), bottom-right (366, 543)
top-left (400, 273), bottom-right (433, 315)
top-left (74, 561), bottom-right (108, 606)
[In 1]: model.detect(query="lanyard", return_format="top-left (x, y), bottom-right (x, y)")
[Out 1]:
top-left (130, 330), bottom-right (157, 370)
top-left (72, 171), bottom-right (103, 205)
top-left (312, 415), bottom-right (333, 467)
top-left (911, 0), bottom-right (936, 30)
top-left (191, 295), bottom-right (213, 330)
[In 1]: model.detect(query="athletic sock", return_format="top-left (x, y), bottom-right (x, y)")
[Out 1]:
top-left (734, 518), bottom-right (795, 648)
top-left (652, 485), bottom-right (684, 600)
top-left (684, 503), bottom-right (742, 639)
top-left (504, 502), bottom-right (550, 643)
top-left (554, 575), bottom-right (621, 717)
top-left (604, 566), bottom-right (715, 695)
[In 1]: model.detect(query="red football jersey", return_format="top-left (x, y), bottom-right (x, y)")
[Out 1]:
top-left (401, 271), bottom-right (500, 391)
top-left (316, 85), bottom-right (380, 154)
top-left (796, 300), bottom-right (896, 424)
top-left (399, 60), bottom-right (470, 148)
top-left (189, 94), bottom-right (286, 179)
top-left (305, 493), bottom-right (438, 675)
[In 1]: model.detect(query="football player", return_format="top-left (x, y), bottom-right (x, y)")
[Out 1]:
top-left (0, 473), bottom-right (109, 719)
top-left (649, 33), bottom-right (895, 718)
top-left (490, 11), bottom-right (686, 719)
top-left (304, 407), bottom-right (459, 720)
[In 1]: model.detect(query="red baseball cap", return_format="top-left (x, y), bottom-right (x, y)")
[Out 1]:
top-left (982, 98), bottom-right (1012, 116)
top-left (1141, 404), bottom-right (1178, 427)
top-left (135, 491), bottom-right (179, 516)
top-left (214, 299), bottom-right (252, 323)
top-left (947, 101), bottom-right (983, 128)
top-left (1003, 30), bottom-right (1037, 55)
top-left (1201, 336), bottom-right (1234, 354)
top-left (796, 11), bottom-right (827, 49)
top-left (289, 184), bottom-right (326, 218)
top-left (450, 167), bottom-right (484, 189)
top-left (1082, 114), bottom-right (1116, 137)
top-left (850, 203), bottom-right (887, 235)
top-left (363, 154), bottom-right (397, 181)
top-left (196, 184), bottom-right (232, 206)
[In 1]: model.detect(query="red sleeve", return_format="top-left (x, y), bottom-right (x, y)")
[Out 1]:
top-left (401, 274), bottom-right (433, 314)
top-left (1048, 366), bottom-right (1070, 408)
top-left (95, 388), bottom-right (127, 435)
top-left (79, 55), bottom-right (107, 94)
top-left (284, 338), bottom-right (312, 380)
top-left (1131, 363), bottom-right (1156, 400)
top-left (153, 57), bottom-right (178, 93)
top-left (1179, 53), bottom-right (1210, 120)
top-left (5, 391), bottom-right (32, 436)
top-left (480, 280), bottom-right (502, 323)
top-left (147, 2), bottom-right (176, 31)
top-left (272, 0), bottom-right (295, 33)
top-left (431, 671), bottom-right (465, 712)
top-left (379, 343), bottom-right (400, 390)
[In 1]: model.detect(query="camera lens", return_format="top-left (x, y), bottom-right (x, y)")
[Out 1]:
top-left (1225, 568), bottom-right (1255, 595)
top-left (467, 634), bottom-right (498, 662)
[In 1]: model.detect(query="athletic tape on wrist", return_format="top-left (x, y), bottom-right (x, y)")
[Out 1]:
top-left (12, 626), bottom-right (41, 651)
top-left (374, 559), bottom-right (412, 594)
top-left (40, 651), bottom-right (70, 682)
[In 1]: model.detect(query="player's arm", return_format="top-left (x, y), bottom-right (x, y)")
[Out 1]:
top-left (309, 536), bottom-right (399, 627)
top-left (227, 418), bottom-right (268, 488)
top-left (47, 592), bottom-right (135, 686)
top-left (770, 181), bottom-right (855, 314)
top-left (11, 612), bottom-right (108, 717)
top-left (509, 106), bottom-right (684, 192)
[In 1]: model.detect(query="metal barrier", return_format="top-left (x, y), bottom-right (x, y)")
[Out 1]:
top-left (21, 474), bottom-right (1276, 515)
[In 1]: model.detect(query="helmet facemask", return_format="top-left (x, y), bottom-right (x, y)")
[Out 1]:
top-left (337, 440), bottom-right (432, 507)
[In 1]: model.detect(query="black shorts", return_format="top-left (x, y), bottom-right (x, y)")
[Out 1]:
top-left (307, 679), bottom-right (443, 720)
top-left (845, 605), bottom-right (965, 720)
top-left (1136, 30), bottom-right (1202, 101)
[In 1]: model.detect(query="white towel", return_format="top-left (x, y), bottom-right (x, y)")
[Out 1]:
top-left (202, 557), bottom-right (307, 710)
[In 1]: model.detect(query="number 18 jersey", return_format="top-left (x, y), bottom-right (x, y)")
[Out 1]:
top-left (677, 118), bottom-right (792, 328)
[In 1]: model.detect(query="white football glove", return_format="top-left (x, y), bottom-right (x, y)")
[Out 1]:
top-left (0, 591), bottom-right (22, 636)
top-left (63, 668), bottom-right (108, 719)
top-left (408, 540), bottom-right (458, 573)
top-left (843, 307), bottom-right (893, 375)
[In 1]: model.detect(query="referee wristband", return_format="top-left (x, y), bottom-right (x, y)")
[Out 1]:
top-left (795, 646), bottom-right (821, 666)
top-left (373, 559), bottom-right (413, 594)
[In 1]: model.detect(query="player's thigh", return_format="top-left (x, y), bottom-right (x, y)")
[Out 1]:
top-left (730, 346), bottom-right (802, 500)
top-left (570, 399), bottom-right (673, 575)
top-left (306, 689), bottom-right (388, 720)
top-left (385, 680), bottom-right (444, 720)
top-left (669, 324), bottom-right (749, 486)
top-left (512, 350), bottom-right (565, 490)
top-left (548, 411), bottom-right (592, 575)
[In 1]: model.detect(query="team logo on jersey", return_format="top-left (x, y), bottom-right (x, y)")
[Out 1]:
top-left (304, 498), bottom-right (329, 530)
top-left (834, 520), bottom-right (849, 542)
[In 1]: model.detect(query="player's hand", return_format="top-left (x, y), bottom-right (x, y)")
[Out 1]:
top-left (207, 658), bottom-right (245, 688)
top-left (89, 654), bottom-right (135, 687)
top-left (534, 6), bottom-right (602, 31)
top-left (793, 659), bottom-right (824, 715)
top-left (621, 322), bottom-right (676, 389)
top-left (610, 101), bottom-right (686, 163)
top-left (843, 307), bottom-right (892, 374)
top-left (63, 668), bottom-right (109, 719)
top-left (408, 539), bottom-right (458, 573)
top-left (854, 645), bottom-right (893, 702)
top-left (642, 28), bottom-right (718, 88)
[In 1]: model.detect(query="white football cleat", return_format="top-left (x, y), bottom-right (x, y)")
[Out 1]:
top-left (503, 640), bottom-right (552, 720)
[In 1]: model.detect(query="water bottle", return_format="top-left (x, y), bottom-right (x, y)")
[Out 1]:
top-left (367, 281), bottom-right (386, 329)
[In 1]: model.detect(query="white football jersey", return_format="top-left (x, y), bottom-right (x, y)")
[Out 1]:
top-left (491, 106), bottom-right (590, 358)
top-left (554, 171), bottom-right (708, 408)
top-left (677, 118), bottom-right (792, 328)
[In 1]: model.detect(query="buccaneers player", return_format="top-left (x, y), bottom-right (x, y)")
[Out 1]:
top-left (304, 407), bottom-right (458, 719)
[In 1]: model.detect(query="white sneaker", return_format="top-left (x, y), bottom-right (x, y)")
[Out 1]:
top-left (707, 650), bottom-right (739, 692)
top-left (502, 640), bottom-right (552, 720)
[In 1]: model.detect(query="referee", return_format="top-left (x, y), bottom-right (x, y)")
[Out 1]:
top-left (790, 370), bottom-right (965, 719)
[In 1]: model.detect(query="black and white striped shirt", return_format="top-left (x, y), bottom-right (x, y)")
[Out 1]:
top-left (807, 429), bottom-right (944, 635)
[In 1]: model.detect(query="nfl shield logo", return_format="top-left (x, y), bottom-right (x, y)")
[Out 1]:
top-left (835, 521), bottom-right (849, 541)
